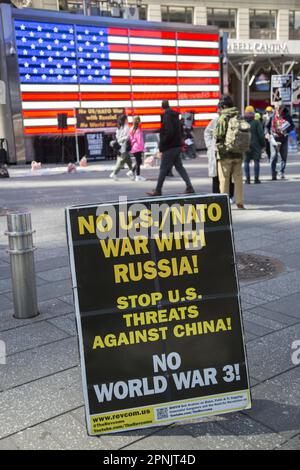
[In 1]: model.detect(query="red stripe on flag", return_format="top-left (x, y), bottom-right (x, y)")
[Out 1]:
top-left (131, 77), bottom-right (177, 85)
top-left (194, 120), bottom-right (211, 127)
top-left (22, 92), bottom-right (79, 101)
top-left (80, 92), bottom-right (131, 100)
top-left (178, 63), bottom-right (219, 70)
top-left (110, 77), bottom-right (131, 84)
top-left (109, 44), bottom-right (129, 53)
top-left (129, 29), bottom-right (176, 39)
top-left (24, 126), bottom-right (75, 135)
top-left (133, 92), bottom-right (177, 100)
top-left (127, 108), bottom-right (163, 116)
top-left (110, 60), bottom-right (130, 69)
top-left (178, 91), bottom-right (220, 99)
top-left (108, 28), bottom-right (128, 36)
top-left (177, 47), bottom-right (219, 56)
top-left (179, 106), bottom-right (218, 113)
top-left (177, 32), bottom-right (219, 42)
top-left (178, 77), bottom-right (220, 85)
top-left (140, 122), bottom-right (161, 130)
top-left (23, 109), bottom-right (75, 118)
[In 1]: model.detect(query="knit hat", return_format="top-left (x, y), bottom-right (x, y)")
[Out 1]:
top-left (245, 105), bottom-right (255, 113)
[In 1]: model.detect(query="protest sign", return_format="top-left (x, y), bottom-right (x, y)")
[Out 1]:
top-left (271, 75), bottom-right (292, 104)
top-left (85, 133), bottom-right (105, 161)
top-left (76, 107), bottom-right (124, 130)
top-left (66, 194), bottom-right (251, 436)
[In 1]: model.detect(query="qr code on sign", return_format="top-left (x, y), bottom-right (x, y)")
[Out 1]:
top-left (156, 407), bottom-right (169, 420)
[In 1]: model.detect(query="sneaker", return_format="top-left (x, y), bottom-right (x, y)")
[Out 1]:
top-left (109, 172), bottom-right (118, 181)
top-left (126, 170), bottom-right (135, 180)
top-left (280, 173), bottom-right (285, 180)
top-left (135, 175), bottom-right (146, 181)
top-left (230, 198), bottom-right (234, 204)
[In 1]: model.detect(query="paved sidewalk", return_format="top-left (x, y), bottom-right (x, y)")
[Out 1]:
top-left (0, 153), bottom-right (299, 450)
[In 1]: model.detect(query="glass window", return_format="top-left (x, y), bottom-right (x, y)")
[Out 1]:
top-left (289, 11), bottom-right (300, 39)
top-left (207, 8), bottom-right (236, 38)
top-left (129, 4), bottom-right (147, 20)
top-left (161, 6), bottom-right (193, 24)
top-left (249, 10), bottom-right (277, 39)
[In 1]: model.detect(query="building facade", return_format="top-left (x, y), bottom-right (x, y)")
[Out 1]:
top-left (29, 0), bottom-right (300, 112)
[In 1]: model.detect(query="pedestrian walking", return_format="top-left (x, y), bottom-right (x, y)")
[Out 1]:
top-left (146, 100), bottom-right (194, 196)
top-left (262, 106), bottom-right (274, 161)
top-left (215, 95), bottom-right (250, 209)
top-left (110, 114), bottom-right (134, 181)
top-left (130, 116), bottom-right (145, 181)
top-left (204, 115), bottom-right (234, 201)
top-left (243, 105), bottom-right (265, 184)
top-left (266, 102), bottom-right (295, 180)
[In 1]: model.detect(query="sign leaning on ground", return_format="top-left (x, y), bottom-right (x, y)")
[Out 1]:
top-left (271, 75), bottom-right (293, 105)
top-left (66, 194), bottom-right (251, 436)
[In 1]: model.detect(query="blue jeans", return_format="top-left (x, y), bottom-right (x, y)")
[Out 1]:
top-left (244, 160), bottom-right (260, 179)
top-left (270, 139), bottom-right (288, 177)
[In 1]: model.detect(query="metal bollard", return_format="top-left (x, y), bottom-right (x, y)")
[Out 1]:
top-left (5, 212), bottom-right (39, 319)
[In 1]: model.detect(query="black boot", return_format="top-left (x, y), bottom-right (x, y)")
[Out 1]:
top-left (254, 177), bottom-right (261, 184)
top-left (245, 177), bottom-right (251, 184)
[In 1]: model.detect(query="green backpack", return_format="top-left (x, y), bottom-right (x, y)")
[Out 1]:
top-left (225, 116), bottom-right (251, 153)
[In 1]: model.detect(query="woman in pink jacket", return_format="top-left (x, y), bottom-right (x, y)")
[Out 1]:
top-left (130, 116), bottom-right (145, 181)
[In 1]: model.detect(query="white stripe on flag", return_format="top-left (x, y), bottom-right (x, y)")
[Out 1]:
top-left (177, 40), bottom-right (219, 48)
top-left (20, 84), bottom-right (79, 92)
top-left (132, 85), bottom-right (177, 92)
top-left (79, 85), bottom-right (131, 92)
top-left (131, 69), bottom-right (177, 77)
top-left (22, 101), bottom-right (80, 110)
top-left (110, 69), bottom-right (131, 76)
top-left (178, 56), bottom-right (219, 63)
top-left (178, 70), bottom-right (219, 78)
top-left (23, 117), bottom-right (76, 127)
top-left (128, 115), bottom-right (161, 123)
top-left (129, 37), bottom-right (176, 47)
top-left (178, 99), bottom-right (219, 106)
top-left (194, 113), bottom-right (218, 121)
top-left (178, 85), bottom-right (220, 92)
top-left (126, 53), bottom-right (177, 62)
top-left (108, 36), bottom-right (129, 44)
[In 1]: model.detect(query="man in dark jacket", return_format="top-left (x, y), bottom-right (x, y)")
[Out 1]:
top-left (244, 105), bottom-right (265, 184)
top-left (147, 100), bottom-right (194, 196)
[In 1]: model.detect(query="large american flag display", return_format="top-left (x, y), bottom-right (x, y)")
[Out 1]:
top-left (14, 19), bottom-right (220, 135)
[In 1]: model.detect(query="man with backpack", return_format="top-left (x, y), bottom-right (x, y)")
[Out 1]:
top-left (215, 95), bottom-right (250, 210)
top-left (146, 100), bottom-right (194, 196)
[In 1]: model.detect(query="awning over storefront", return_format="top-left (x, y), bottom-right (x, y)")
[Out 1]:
top-left (227, 39), bottom-right (300, 110)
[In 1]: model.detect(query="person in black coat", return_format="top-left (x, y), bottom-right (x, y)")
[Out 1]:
top-left (147, 100), bottom-right (194, 196)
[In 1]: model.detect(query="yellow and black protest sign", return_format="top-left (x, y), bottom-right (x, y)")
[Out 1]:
top-left (66, 194), bottom-right (251, 436)
top-left (75, 107), bottom-right (124, 130)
